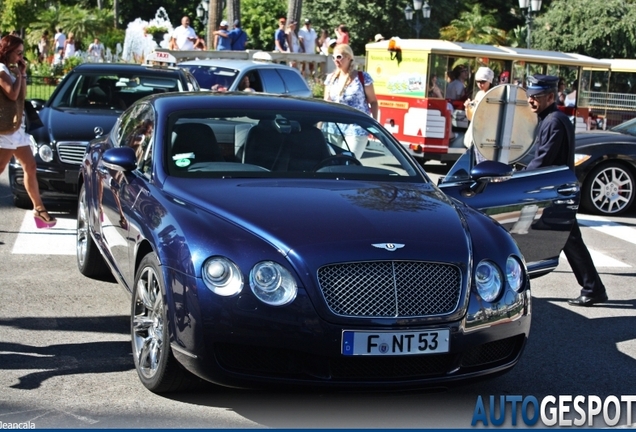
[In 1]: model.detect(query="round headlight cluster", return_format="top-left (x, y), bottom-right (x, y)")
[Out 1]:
top-left (506, 256), bottom-right (524, 292)
top-left (38, 144), bottom-right (54, 162)
top-left (250, 261), bottom-right (297, 306)
top-left (202, 256), bottom-right (243, 296)
top-left (475, 260), bottom-right (503, 302)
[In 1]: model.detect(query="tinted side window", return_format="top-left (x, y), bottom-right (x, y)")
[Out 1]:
top-left (277, 69), bottom-right (308, 94)
top-left (119, 104), bottom-right (155, 177)
top-left (258, 69), bottom-right (286, 94)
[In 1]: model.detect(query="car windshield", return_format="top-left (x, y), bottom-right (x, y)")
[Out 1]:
top-left (611, 117), bottom-right (636, 136)
top-left (166, 108), bottom-right (423, 181)
top-left (50, 72), bottom-right (181, 110)
top-left (181, 65), bottom-right (238, 91)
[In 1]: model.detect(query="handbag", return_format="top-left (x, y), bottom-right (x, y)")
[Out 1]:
top-left (0, 84), bottom-right (24, 134)
top-left (25, 101), bottom-right (44, 133)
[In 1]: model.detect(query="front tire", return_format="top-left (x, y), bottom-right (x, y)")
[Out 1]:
top-left (131, 253), bottom-right (199, 393)
top-left (581, 162), bottom-right (635, 216)
top-left (76, 184), bottom-right (110, 278)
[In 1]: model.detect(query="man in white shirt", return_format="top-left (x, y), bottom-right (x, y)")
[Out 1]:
top-left (172, 16), bottom-right (197, 51)
top-left (54, 28), bottom-right (66, 52)
top-left (298, 18), bottom-right (318, 75)
top-left (88, 38), bottom-right (105, 61)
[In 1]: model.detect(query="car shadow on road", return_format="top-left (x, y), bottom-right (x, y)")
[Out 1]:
top-left (164, 296), bottom-right (636, 428)
top-left (0, 315), bottom-right (132, 390)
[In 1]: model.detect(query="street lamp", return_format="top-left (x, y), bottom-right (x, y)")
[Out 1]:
top-left (404, 0), bottom-right (431, 39)
top-left (518, 0), bottom-right (542, 49)
top-left (196, 0), bottom-right (209, 25)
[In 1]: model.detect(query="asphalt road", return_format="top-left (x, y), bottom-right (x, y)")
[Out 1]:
top-left (1, 165), bottom-right (635, 429)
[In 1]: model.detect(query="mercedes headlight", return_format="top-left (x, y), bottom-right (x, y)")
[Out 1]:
top-left (250, 261), bottom-right (297, 306)
top-left (475, 260), bottom-right (503, 302)
top-left (506, 256), bottom-right (524, 292)
top-left (202, 256), bottom-right (243, 296)
top-left (38, 144), bottom-right (54, 162)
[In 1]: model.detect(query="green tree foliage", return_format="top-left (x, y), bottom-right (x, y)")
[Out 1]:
top-left (1, 0), bottom-right (38, 33)
top-left (439, 3), bottom-right (506, 45)
top-left (241, 0), bottom-right (286, 50)
top-left (532, 0), bottom-right (636, 58)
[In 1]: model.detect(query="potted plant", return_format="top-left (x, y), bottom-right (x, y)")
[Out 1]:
top-left (145, 25), bottom-right (168, 44)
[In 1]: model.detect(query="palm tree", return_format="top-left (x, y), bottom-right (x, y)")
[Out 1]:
top-left (439, 3), bottom-right (507, 45)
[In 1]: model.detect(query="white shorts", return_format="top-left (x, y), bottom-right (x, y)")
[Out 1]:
top-left (0, 117), bottom-right (31, 150)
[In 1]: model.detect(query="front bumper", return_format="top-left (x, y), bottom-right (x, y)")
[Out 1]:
top-left (169, 273), bottom-right (531, 390)
top-left (10, 160), bottom-right (80, 202)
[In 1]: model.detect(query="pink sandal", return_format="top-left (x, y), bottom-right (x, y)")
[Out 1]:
top-left (33, 207), bottom-right (57, 229)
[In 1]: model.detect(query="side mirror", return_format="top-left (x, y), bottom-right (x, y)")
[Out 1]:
top-left (466, 160), bottom-right (513, 195)
top-left (103, 147), bottom-right (137, 172)
top-left (29, 99), bottom-right (46, 111)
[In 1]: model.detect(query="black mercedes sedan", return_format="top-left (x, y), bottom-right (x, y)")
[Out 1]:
top-left (75, 92), bottom-right (581, 392)
top-left (574, 118), bottom-right (636, 215)
top-left (9, 58), bottom-right (199, 208)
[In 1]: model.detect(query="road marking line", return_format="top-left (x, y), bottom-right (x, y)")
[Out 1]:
top-left (578, 214), bottom-right (636, 246)
top-left (12, 213), bottom-right (76, 255)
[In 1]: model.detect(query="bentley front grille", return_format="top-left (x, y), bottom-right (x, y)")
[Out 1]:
top-left (317, 261), bottom-right (462, 318)
top-left (57, 141), bottom-right (89, 165)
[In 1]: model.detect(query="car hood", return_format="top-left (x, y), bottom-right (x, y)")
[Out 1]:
top-left (164, 178), bottom-right (471, 263)
top-left (575, 130), bottom-right (631, 148)
top-left (40, 107), bottom-right (120, 142)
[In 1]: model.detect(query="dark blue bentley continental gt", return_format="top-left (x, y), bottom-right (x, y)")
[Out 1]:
top-left (76, 92), bottom-right (579, 393)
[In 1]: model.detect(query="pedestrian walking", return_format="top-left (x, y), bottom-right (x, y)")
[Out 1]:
top-left (38, 30), bottom-right (50, 64)
top-left (54, 28), bottom-right (66, 52)
top-left (324, 44), bottom-right (378, 159)
top-left (524, 74), bottom-right (608, 306)
top-left (0, 35), bottom-right (56, 228)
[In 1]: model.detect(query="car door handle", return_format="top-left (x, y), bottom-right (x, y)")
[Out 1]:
top-left (557, 184), bottom-right (579, 195)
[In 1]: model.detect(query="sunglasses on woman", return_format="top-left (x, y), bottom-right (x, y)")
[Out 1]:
top-left (332, 54), bottom-right (345, 61)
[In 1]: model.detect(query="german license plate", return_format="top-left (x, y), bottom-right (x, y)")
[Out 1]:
top-left (341, 329), bottom-right (450, 356)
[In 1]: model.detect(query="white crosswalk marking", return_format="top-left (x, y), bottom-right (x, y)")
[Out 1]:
top-left (8, 211), bottom-right (634, 268)
top-left (577, 214), bottom-right (636, 245)
top-left (12, 212), bottom-right (77, 255)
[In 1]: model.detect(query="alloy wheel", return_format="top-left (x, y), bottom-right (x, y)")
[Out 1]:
top-left (588, 164), bottom-right (634, 215)
top-left (132, 266), bottom-right (165, 380)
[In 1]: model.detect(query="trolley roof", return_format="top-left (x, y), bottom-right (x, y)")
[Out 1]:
top-left (366, 39), bottom-right (611, 69)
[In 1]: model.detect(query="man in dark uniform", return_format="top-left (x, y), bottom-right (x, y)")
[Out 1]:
top-left (525, 74), bottom-right (608, 306)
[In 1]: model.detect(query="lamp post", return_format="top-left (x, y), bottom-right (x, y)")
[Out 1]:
top-left (518, 0), bottom-right (542, 49)
top-left (404, 0), bottom-right (431, 39)
top-left (197, 0), bottom-right (209, 25)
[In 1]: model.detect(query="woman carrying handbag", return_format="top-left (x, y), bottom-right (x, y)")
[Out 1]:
top-left (0, 34), bottom-right (56, 228)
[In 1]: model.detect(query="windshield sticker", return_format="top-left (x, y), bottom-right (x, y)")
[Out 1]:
top-left (175, 158), bottom-right (191, 168)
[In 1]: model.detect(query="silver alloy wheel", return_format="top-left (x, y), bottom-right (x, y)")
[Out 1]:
top-left (132, 266), bottom-right (165, 380)
top-left (589, 165), bottom-right (634, 214)
top-left (76, 189), bottom-right (89, 267)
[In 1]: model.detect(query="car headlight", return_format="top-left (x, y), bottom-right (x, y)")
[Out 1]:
top-left (506, 256), bottom-right (524, 292)
top-left (250, 261), bottom-right (297, 306)
top-left (475, 260), bottom-right (503, 302)
top-left (202, 256), bottom-right (243, 296)
top-left (38, 144), bottom-right (54, 162)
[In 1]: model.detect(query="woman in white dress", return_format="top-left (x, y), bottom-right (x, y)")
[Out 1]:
top-left (0, 35), bottom-right (56, 228)
top-left (64, 32), bottom-right (76, 59)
